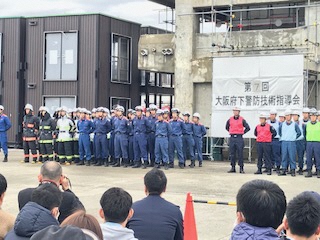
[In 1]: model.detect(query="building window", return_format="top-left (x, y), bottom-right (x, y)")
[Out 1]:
top-left (0, 33), bottom-right (2, 81)
top-left (111, 34), bottom-right (131, 84)
top-left (110, 97), bottom-right (131, 113)
top-left (44, 32), bottom-right (78, 81)
top-left (43, 96), bottom-right (76, 116)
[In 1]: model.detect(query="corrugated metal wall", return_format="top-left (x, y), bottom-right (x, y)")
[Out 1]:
top-left (0, 18), bottom-right (25, 145)
top-left (1, 14), bottom-right (142, 145)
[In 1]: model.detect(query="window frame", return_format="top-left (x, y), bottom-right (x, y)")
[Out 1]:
top-left (43, 30), bottom-right (79, 81)
top-left (110, 96), bottom-right (131, 111)
top-left (42, 95), bottom-right (77, 115)
top-left (110, 33), bottom-right (132, 85)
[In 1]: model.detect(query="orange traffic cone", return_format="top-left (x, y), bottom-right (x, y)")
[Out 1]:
top-left (184, 192), bottom-right (198, 240)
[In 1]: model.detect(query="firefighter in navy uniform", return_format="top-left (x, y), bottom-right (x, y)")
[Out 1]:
top-left (38, 107), bottom-right (56, 162)
top-left (93, 107), bottom-right (111, 167)
top-left (192, 113), bottom-right (207, 167)
top-left (182, 112), bottom-right (195, 167)
top-left (0, 105), bottom-right (11, 162)
top-left (113, 106), bottom-right (129, 167)
top-left (254, 113), bottom-right (277, 175)
top-left (22, 104), bottom-right (40, 163)
top-left (147, 104), bottom-right (158, 167)
top-left (225, 106), bottom-right (250, 173)
top-left (168, 108), bottom-right (186, 169)
top-left (127, 109), bottom-right (135, 167)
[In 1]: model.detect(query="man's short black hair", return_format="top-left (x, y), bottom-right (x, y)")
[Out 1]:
top-left (0, 174), bottom-right (7, 195)
top-left (100, 187), bottom-right (132, 224)
top-left (144, 169), bottom-right (167, 195)
top-left (236, 179), bottom-right (286, 229)
top-left (286, 192), bottom-right (320, 238)
top-left (31, 183), bottom-right (63, 211)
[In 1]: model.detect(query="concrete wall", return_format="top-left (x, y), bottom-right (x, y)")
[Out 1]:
top-left (138, 34), bottom-right (175, 73)
top-left (193, 0), bottom-right (307, 8)
top-left (194, 82), bottom-right (212, 132)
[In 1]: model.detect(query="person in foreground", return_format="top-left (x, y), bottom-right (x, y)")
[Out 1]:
top-left (127, 168), bottom-right (184, 240)
top-left (278, 192), bottom-right (320, 240)
top-left (5, 184), bottom-right (62, 240)
top-left (18, 161), bottom-right (84, 222)
top-left (99, 187), bottom-right (137, 240)
top-left (231, 179), bottom-right (286, 240)
top-left (0, 174), bottom-right (15, 240)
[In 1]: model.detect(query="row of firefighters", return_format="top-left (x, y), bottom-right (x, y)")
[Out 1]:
top-left (22, 103), bottom-right (207, 169)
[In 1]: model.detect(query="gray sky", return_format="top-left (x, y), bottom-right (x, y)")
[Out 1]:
top-left (0, 0), bottom-right (170, 29)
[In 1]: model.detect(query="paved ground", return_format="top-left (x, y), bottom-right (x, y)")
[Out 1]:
top-left (1, 149), bottom-right (320, 240)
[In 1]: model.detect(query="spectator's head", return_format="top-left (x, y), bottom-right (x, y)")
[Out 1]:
top-left (284, 192), bottom-right (320, 239)
top-left (38, 161), bottom-right (63, 186)
top-left (61, 211), bottom-right (103, 240)
top-left (30, 225), bottom-right (100, 240)
top-left (31, 183), bottom-right (63, 219)
top-left (99, 187), bottom-right (133, 226)
top-left (0, 173), bottom-right (7, 206)
top-left (236, 179), bottom-right (286, 229)
top-left (144, 169), bottom-right (167, 196)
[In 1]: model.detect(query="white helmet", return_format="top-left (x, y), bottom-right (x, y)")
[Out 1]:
top-left (60, 106), bottom-right (68, 112)
top-left (233, 106), bottom-right (241, 111)
top-left (0, 105), bottom-right (4, 110)
top-left (284, 109), bottom-right (292, 116)
top-left (25, 103), bottom-right (33, 111)
top-left (259, 112), bottom-right (268, 119)
top-left (193, 112), bottom-right (201, 119)
top-left (269, 109), bottom-right (277, 115)
top-left (292, 110), bottom-right (300, 116)
top-left (302, 107), bottom-right (310, 113)
top-left (278, 112), bottom-right (285, 117)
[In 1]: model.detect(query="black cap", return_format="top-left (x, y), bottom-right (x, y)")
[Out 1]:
top-left (30, 226), bottom-right (99, 240)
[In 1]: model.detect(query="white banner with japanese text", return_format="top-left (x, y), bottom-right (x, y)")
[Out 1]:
top-left (211, 55), bottom-right (304, 138)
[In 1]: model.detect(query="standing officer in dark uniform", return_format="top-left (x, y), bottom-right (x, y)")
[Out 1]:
top-left (109, 109), bottom-right (117, 165)
top-left (132, 106), bottom-right (151, 169)
top-left (225, 107), bottom-right (250, 173)
top-left (77, 109), bottom-right (95, 166)
top-left (154, 110), bottom-right (172, 170)
top-left (93, 107), bottom-right (111, 167)
top-left (39, 107), bottom-right (56, 162)
top-left (147, 104), bottom-right (158, 167)
top-left (127, 109), bottom-right (135, 167)
top-left (0, 105), bottom-right (11, 162)
top-left (22, 104), bottom-right (40, 163)
top-left (182, 112), bottom-right (195, 167)
top-left (169, 108), bottom-right (185, 169)
top-left (113, 106), bottom-right (129, 167)
top-left (192, 113), bottom-right (207, 167)
top-left (267, 109), bottom-right (281, 173)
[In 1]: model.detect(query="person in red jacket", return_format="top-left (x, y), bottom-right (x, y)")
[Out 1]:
top-left (225, 107), bottom-right (250, 173)
top-left (254, 113), bottom-right (277, 175)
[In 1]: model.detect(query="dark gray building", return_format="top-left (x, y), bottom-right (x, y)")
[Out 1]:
top-left (0, 14), bottom-right (142, 146)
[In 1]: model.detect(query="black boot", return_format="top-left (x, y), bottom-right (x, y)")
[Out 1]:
top-left (278, 170), bottom-right (287, 176)
top-left (254, 169), bottom-right (262, 175)
top-left (142, 161), bottom-right (149, 169)
top-left (109, 157), bottom-right (116, 166)
top-left (228, 166), bottom-right (236, 173)
top-left (291, 170), bottom-right (296, 177)
top-left (317, 170), bottom-right (320, 179)
top-left (150, 159), bottom-right (155, 167)
top-left (129, 160), bottom-right (134, 166)
top-left (164, 162), bottom-right (169, 170)
top-left (240, 167), bottom-right (245, 174)
top-left (112, 158), bottom-right (121, 167)
top-left (179, 163), bottom-right (185, 169)
top-left (297, 168), bottom-right (303, 175)
top-left (199, 161), bottom-right (202, 167)
top-left (169, 163), bottom-right (174, 168)
top-left (3, 155), bottom-right (8, 162)
top-left (91, 158), bottom-right (96, 165)
top-left (86, 160), bottom-right (91, 166)
top-left (305, 170), bottom-right (312, 178)
top-left (189, 160), bottom-right (195, 168)
top-left (132, 161), bottom-right (142, 168)
top-left (104, 158), bottom-right (109, 167)
top-left (77, 160), bottom-right (85, 166)
top-left (94, 159), bottom-right (102, 166)
top-left (123, 159), bottom-right (129, 168)
top-left (266, 169), bottom-right (272, 175)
